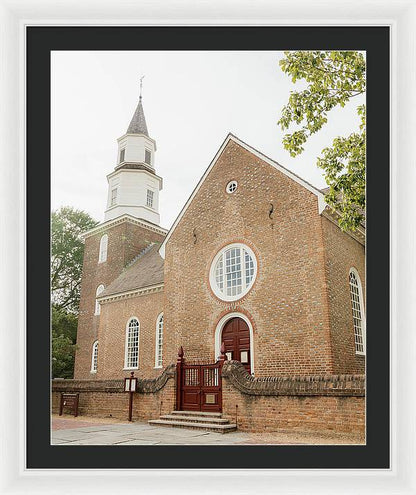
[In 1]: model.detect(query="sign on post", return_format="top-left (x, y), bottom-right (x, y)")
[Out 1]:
top-left (59, 393), bottom-right (79, 417)
top-left (124, 371), bottom-right (138, 421)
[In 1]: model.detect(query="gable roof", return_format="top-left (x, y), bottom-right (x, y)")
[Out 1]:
top-left (98, 243), bottom-right (164, 299)
top-left (159, 133), bottom-right (327, 258)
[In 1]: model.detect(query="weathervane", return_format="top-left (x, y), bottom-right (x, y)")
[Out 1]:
top-left (139, 75), bottom-right (145, 100)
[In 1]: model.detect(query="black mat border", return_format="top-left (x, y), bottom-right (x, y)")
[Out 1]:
top-left (27, 26), bottom-right (390, 469)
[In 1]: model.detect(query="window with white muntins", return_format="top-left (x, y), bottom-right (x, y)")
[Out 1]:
top-left (155, 313), bottom-right (163, 368)
top-left (111, 188), bottom-right (118, 206)
top-left (98, 234), bottom-right (108, 263)
top-left (91, 340), bottom-right (98, 372)
top-left (349, 268), bottom-right (366, 355)
top-left (125, 318), bottom-right (140, 369)
top-left (146, 189), bottom-right (154, 208)
top-left (95, 284), bottom-right (104, 315)
top-left (210, 243), bottom-right (257, 301)
top-left (226, 180), bottom-right (238, 193)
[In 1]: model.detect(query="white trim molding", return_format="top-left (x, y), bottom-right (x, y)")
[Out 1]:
top-left (97, 283), bottom-right (164, 304)
top-left (209, 243), bottom-right (257, 302)
top-left (349, 267), bottom-right (366, 356)
top-left (214, 312), bottom-right (255, 375)
top-left (90, 340), bottom-right (98, 373)
top-left (154, 312), bottom-right (164, 369)
top-left (82, 213), bottom-right (168, 240)
top-left (123, 316), bottom-right (140, 370)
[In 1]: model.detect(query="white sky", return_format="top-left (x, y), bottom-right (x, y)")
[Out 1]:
top-left (51, 51), bottom-right (364, 229)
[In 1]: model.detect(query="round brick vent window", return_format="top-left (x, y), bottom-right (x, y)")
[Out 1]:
top-left (209, 243), bottom-right (257, 301)
top-left (226, 180), bottom-right (238, 194)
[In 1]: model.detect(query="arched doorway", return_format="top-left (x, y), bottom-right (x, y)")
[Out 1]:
top-left (221, 317), bottom-right (251, 374)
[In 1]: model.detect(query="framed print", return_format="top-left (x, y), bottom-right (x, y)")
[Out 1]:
top-left (0, 0), bottom-right (415, 493)
top-left (28, 22), bottom-right (389, 469)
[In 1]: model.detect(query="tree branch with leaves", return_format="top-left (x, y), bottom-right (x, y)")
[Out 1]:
top-left (278, 50), bottom-right (366, 231)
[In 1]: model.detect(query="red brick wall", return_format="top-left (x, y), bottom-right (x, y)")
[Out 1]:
top-left (52, 367), bottom-right (364, 435)
top-left (321, 216), bottom-right (366, 374)
top-left (222, 381), bottom-right (365, 435)
top-left (97, 291), bottom-right (164, 379)
top-left (164, 140), bottom-right (334, 376)
top-left (74, 219), bottom-right (165, 379)
top-left (52, 381), bottom-right (174, 422)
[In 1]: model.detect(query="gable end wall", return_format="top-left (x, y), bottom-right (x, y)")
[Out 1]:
top-left (163, 140), bottom-right (334, 376)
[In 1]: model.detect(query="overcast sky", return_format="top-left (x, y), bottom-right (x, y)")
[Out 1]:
top-left (51, 51), bottom-right (364, 229)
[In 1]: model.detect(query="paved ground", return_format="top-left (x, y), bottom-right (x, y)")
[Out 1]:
top-left (51, 415), bottom-right (364, 445)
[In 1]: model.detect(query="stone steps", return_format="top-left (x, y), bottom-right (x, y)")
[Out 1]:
top-left (148, 410), bottom-right (237, 434)
top-left (170, 410), bottom-right (222, 418)
top-left (159, 414), bottom-right (229, 424)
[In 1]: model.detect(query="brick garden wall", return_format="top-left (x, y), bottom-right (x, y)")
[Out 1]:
top-left (52, 362), bottom-right (365, 435)
top-left (221, 361), bottom-right (365, 435)
top-left (52, 365), bottom-right (175, 422)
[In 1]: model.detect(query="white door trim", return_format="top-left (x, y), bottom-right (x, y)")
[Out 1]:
top-left (214, 312), bottom-right (255, 375)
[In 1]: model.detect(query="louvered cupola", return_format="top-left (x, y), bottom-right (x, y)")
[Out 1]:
top-left (104, 92), bottom-right (162, 224)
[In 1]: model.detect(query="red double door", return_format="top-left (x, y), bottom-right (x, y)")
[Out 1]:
top-left (222, 317), bottom-right (251, 374)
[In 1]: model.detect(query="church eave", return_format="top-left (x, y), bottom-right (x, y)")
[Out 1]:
top-left (81, 214), bottom-right (168, 240)
top-left (106, 167), bottom-right (163, 187)
top-left (97, 283), bottom-right (164, 304)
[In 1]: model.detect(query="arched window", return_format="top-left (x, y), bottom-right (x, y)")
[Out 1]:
top-left (91, 340), bottom-right (98, 372)
top-left (95, 284), bottom-right (105, 315)
top-left (124, 318), bottom-right (140, 369)
top-left (349, 268), bottom-right (366, 355)
top-left (209, 243), bottom-right (257, 302)
top-left (155, 313), bottom-right (164, 368)
top-left (98, 234), bottom-right (108, 263)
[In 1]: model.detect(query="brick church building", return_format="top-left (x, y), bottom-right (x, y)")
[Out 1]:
top-left (64, 94), bottom-right (366, 433)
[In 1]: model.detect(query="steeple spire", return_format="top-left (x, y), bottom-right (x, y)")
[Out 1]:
top-left (126, 76), bottom-right (148, 136)
top-left (105, 81), bottom-right (161, 224)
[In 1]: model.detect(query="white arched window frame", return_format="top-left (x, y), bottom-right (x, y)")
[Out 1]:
top-left (98, 234), bottom-right (108, 263)
top-left (95, 284), bottom-right (105, 315)
top-left (155, 313), bottom-right (164, 368)
top-left (209, 243), bottom-right (257, 302)
top-left (124, 317), bottom-right (140, 369)
top-left (349, 268), bottom-right (366, 355)
top-left (91, 340), bottom-right (98, 373)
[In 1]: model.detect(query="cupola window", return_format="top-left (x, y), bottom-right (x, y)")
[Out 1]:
top-left (119, 148), bottom-right (125, 163)
top-left (147, 189), bottom-right (154, 208)
top-left (145, 149), bottom-right (151, 165)
top-left (111, 188), bottom-right (118, 206)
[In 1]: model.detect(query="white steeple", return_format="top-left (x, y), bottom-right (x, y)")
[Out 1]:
top-left (104, 86), bottom-right (162, 224)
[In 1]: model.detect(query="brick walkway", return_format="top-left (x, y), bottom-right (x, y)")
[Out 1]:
top-left (52, 416), bottom-right (123, 430)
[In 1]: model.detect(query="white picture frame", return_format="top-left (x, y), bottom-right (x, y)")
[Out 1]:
top-left (1, 0), bottom-right (414, 493)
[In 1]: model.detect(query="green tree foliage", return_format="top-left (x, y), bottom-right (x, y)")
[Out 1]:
top-left (278, 51), bottom-right (366, 231)
top-left (51, 306), bottom-right (78, 378)
top-left (51, 206), bottom-right (97, 378)
top-left (51, 206), bottom-right (98, 313)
